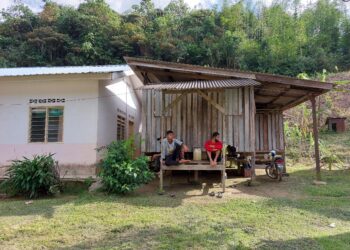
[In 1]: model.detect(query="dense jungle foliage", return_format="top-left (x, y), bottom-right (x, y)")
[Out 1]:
top-left (1, 0), bottom-right (350, 76)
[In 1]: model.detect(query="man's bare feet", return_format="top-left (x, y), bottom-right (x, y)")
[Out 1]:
top-left (179, 159), bottom-right (191, 164)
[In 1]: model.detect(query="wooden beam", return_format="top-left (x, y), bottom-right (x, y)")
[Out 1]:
top-left (136, 67), bottom-right (230, 81)
top-left (310, 95), bottom-right (321, 181)
top-left (256, 74), bottom-right (333, 90)
top-left (141, 72), bottom-right (151, 84)
top-left (281, 95), bottom-right (310, 111)
top-left (196, 90), bottom-right (225, 114)
top-left (148, 73), bottom-right (162, 83)
top-left (261, 82), bottom-right (291, 89)
top-left (163, 93), bottom-right (186, 114)
top-left (266, 92), bottom-right (287, 105)
top-left (162, 164), bottom-right (225, 171)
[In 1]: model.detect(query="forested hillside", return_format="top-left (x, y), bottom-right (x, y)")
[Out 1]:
top-left (1, 0), bottom-right (350, 77)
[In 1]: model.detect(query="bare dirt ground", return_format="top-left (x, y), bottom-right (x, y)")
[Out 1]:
top-left (135, 168), bottom-right (303, 204)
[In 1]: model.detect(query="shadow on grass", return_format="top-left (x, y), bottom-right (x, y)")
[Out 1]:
top-left (233, 167), bottom-right (350, 222)
top-left (0, 181), bottom-right (90, 218)
top-left (58, 225), bottom-right (350, 250)
top-left (0, 174), bottom-right (212, 218)
top-left (59, 224), bottom-right (240, 250)
top-left (257, 232), bottom-right (350, 250)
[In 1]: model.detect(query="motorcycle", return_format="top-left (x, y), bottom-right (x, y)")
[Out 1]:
top-left (265, 150), bottom-right (284, 181)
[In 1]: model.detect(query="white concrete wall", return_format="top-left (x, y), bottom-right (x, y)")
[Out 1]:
top-left (0, 76), bottom-right (100, 177)
top-left (96, 76), bottom-right (141, 149)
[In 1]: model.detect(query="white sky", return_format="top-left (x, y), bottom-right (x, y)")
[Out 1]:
top-left (0, 0), bottom-right (321, 14)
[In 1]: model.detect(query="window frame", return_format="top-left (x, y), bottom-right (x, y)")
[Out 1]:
top-left (117, 114), bottom-right (126, 141)
top-left (128, 120), bottom-right (134, 138)
top-left (28, 106), bottom-right (64, 143)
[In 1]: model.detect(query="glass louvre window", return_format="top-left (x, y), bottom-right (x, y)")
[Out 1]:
top-left (30, 107), bottom-right (64, 143)
top-left (117, 115), bottom-right (126, 140)
top-left (48, 108), bottom-right (64, 142)
top-left (30, 108), bottom-right (46, 142)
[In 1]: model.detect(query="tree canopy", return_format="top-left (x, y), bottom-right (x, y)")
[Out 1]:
top-left (0, 0), bottom-right (349, 76)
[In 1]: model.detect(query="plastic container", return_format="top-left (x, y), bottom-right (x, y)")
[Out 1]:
top-left (193, 148), bottom-right (202, 161)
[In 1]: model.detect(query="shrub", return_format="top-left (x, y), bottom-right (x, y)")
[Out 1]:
top-left (0, 154), bottom-right (61, 198)
top-left (98, 139), bottom-right (154, 194)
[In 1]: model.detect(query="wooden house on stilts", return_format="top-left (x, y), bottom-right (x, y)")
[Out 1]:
top-left (125, 57), bottom-right (333, 191)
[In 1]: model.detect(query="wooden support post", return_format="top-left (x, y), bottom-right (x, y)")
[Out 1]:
top-left (282, 114), bottom-right (287, 174)
top-left (310, 96), bottom-right (321, 181)
top-left (169, 171), bottom-right (173, 186)
top-left (194, 171), bottom-right (199, 183)
top-left (159, 91), bottom-right (166, 192)
top-left (160, 168), bottom-right (164, 192)
top-left (222, 145), bottom-right (226, 193)
top-left (221, 169), bottom-right (226, 193)
top-left (251, 152), bottom-right (256, 182)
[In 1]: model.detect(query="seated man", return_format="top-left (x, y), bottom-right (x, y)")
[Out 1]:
top-left (204, 132), bottom-right (223, 166)
top-left (161, 130), bottom-right (190, 166)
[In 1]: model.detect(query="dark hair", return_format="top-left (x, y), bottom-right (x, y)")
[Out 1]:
top-left (212, 132), bottom-right (220, 138)
top-left (166, 130), bottom-right (174, 135)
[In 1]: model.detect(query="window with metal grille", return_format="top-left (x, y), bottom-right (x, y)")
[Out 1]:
top-left (117, 115), bottom-right (126, 140)
top-left (30, 107), bottom-right (64, 143)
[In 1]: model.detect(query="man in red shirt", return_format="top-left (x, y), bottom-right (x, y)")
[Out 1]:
top-left (204, 132), bottom-right (223, 166)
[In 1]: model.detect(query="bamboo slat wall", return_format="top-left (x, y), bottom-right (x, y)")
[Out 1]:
top-left (141, 86), bottom-right (256, 153)
top-left (255, 111), bottom-right (284, 151)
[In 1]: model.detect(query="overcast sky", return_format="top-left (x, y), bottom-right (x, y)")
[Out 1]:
top-left (0, 0), bottom-right (322, 14)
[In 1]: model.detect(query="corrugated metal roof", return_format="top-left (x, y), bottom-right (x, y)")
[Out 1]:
top-left (0, 65), bottom-right (131, 77)
top-left (140, 79), bottom-right (260, 90)
top-left (125, 57), bottom-right (334, 90)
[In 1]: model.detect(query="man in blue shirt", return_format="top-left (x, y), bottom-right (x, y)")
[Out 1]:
top-left (161, 130), bottom-right (190, 166)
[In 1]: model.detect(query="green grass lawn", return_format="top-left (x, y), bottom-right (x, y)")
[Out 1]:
top-left (1, 165), bottom-right (349, 250)
top-left (319, 131), bottom-right (350, 166)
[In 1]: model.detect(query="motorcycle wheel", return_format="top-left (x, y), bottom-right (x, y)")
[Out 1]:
top-left (265, 164), bottom-right (278, 179)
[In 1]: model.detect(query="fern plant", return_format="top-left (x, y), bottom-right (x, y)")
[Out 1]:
top-left (0, 154), bottom-right (61, 198)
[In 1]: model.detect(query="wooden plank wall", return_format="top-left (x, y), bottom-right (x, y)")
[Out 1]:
top-left (142, 86), bottom-right (256, 153)
top-left (224, 87), bottom-right (255, 152)
top-left (255, 111), bottom-right (284, 151)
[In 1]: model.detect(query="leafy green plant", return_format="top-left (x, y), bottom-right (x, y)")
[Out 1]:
top-left (97, 138), bottom-right (154, 194)
top-left (319, 139), bottom-right (344, 170)
top-left (0, 154), bottom-right (61, 198)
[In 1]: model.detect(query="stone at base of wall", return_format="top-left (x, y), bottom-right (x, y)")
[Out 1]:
top-left (89, 178), bottom-right (103, 192)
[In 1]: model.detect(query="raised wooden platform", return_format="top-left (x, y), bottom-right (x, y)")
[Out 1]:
top-left (162, 161), bottom-right (224, 171)
top-left (160, 160), bottom-right (226, 192)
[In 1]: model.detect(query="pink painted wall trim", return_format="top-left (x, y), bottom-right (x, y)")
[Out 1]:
top-left (0, 144), bottom-right (97, 166)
